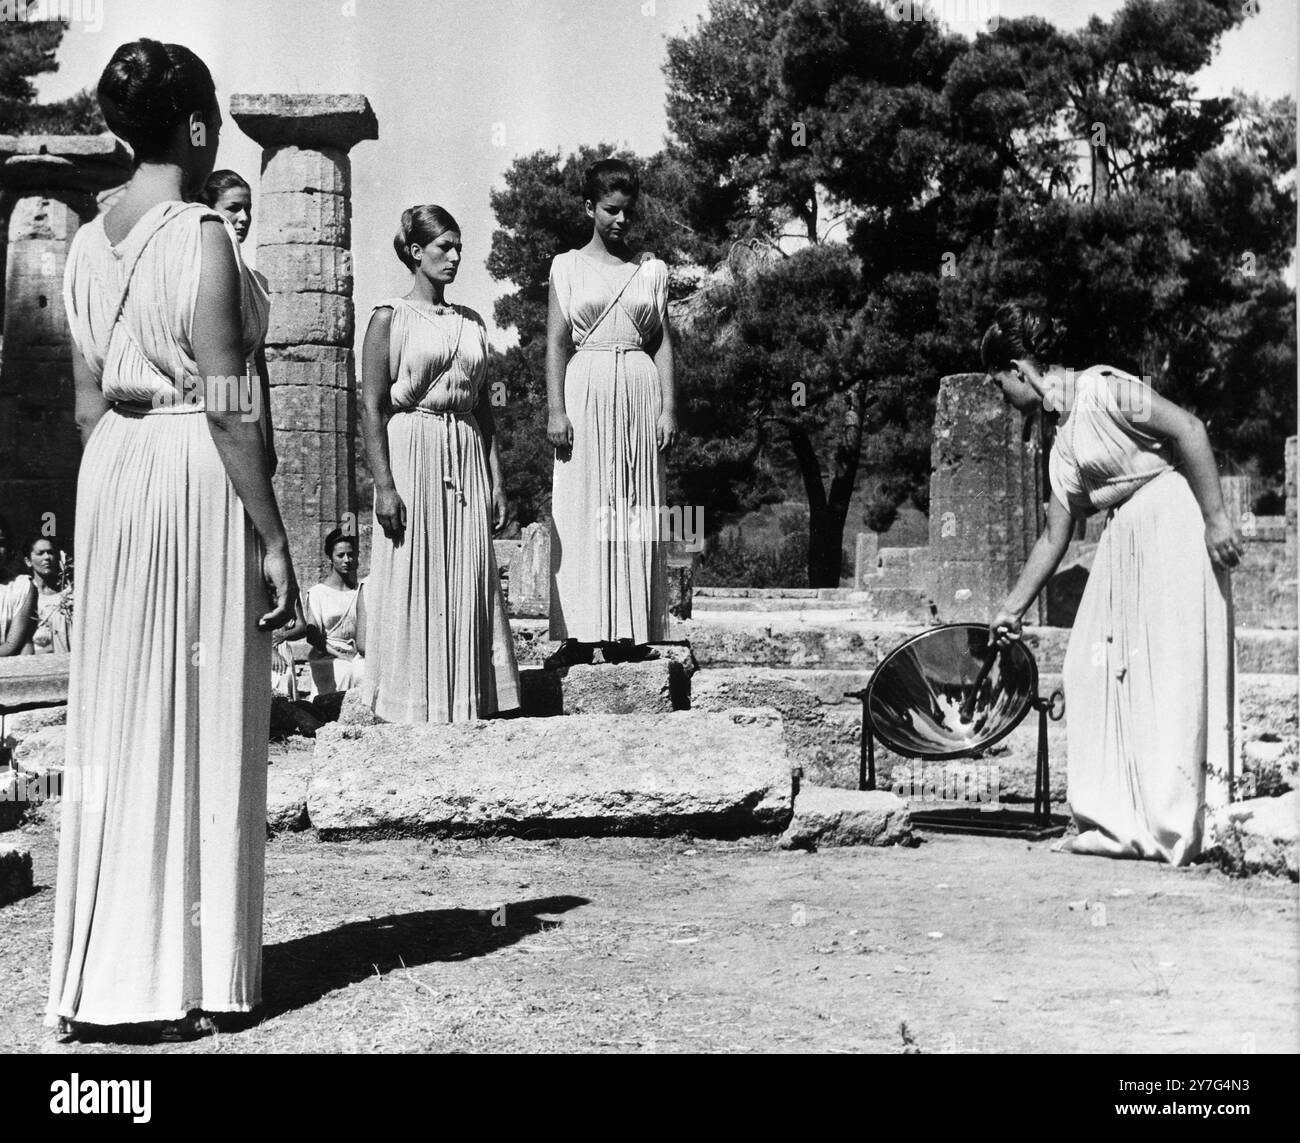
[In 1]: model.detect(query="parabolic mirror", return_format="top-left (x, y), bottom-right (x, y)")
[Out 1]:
top-left (866, 623), bottom-right (1038, 760)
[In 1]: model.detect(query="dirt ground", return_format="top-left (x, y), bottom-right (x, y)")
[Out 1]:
top-left (2, 806), bottom-right (1296, 1055)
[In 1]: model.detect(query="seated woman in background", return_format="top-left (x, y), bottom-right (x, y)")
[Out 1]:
top-left (23, 536), bottom-right (73, 654)
top-left (0, 517), bottom-right (37, 656)
top-left (303, 529), bottom-right (364, 696)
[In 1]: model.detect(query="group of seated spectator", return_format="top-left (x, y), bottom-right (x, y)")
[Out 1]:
top-left (1, 516), bottom-right (365, 699)
top-left (0, 516), bottom-right (73, 657)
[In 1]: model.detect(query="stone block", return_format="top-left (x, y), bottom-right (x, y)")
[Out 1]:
top-left (1206, 791), bottom-right (1299, 880)
top-left (258, 190), bottom-right (349, 247)
top-left (0, 654), bottom-right (70, 710)
top-left (0, 843), bottom-right (34, 906)
top-left (10, 724), bottom-right (64, 803)
top-left (230, 94), bottom-right (379, 151)
top-left (266, 290), bottom-right (354, 346)
top-left (507, 521), bottom-right (550, 617)
top-left (308, 708), bottom-right (793, 838)
top-left (338, 686), bottom-right (381, 726)
top-left (855, 531), bottom-right (880, 586)
top-left (519, 660), bottom-right (687, 716)
top-left (267, 758), bottom-right (311, 832)
top-left (779, 785), bottom-right (912, 849)
top-left (258, 244), bottom-right (353, 293)
top-left (259, 146), bottom-right (351, 196)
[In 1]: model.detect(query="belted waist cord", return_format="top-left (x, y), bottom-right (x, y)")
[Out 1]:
top-left (570, 342), bottom-right (651, 512)
top-left (111, 401), bottom-right (207, 416)
top-left (394, 407), bottom-right (474, 503)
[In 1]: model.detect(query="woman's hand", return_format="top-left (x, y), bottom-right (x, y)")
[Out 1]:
top-left (258, 545), bottom-right (298, 632)
top-left (547, 410), bottom-right (573, 452)
top-left (375, 486), bottom-right (407, 539)
top-left (988, 607), bottom-right (1023, 648)
top-left (492, 485), bottom-right (510, 533)
top-left (656, 409), bottom-right (678, 453)
top-left (1205, 511), bottom-right (1243, 569)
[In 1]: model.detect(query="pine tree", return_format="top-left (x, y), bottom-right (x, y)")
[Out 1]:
top-left (0, 2), bottom-right (103, 134)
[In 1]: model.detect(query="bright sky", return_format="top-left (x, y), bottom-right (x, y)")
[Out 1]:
top-left (30, 0), bottom-right (1298, 347)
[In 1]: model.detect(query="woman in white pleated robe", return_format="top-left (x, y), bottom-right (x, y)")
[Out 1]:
top-left (545, 159), bottom-right (678, 665)
top-left (47, 39), bottom-right (296, 1037)
top-left (358, 205), bottom-right (519, 724)
top-left (984, 304), bottom-right (1241, 867)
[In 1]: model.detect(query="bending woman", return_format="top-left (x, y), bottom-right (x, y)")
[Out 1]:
top-left (983, 303), bottom-right (1240, 867)
top-left (359, 205), bottom-right (519, 723)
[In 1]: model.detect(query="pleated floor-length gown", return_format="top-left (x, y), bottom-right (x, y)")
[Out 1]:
top-left (47, 201), bottom-right (272, 1025)
top-left (548, 251), bottom-right (669, 644)
top-left (1054, 367), bottom-right (1235, 867)
top-left (359, 299), bottom-right (520, 724)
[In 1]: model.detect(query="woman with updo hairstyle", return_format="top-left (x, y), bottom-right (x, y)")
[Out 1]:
top-left (49, 39), bottom-right (298, 1040)
top-left (358, 205), bottom-right (519, 722)
top-left (21, 535), bottom-right (73, 654)
top-left (301, 527), bottom-right (365, 696)
top-left (982, 301), bottom-right (1240, 867)
top-left (544, 157), bottom-right (678, 667)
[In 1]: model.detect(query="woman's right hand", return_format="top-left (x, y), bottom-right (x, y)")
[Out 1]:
top-left (547, 410), bottom-right (573, 452)
top-left (1205, 510), bottom-right (1243, 569)
top-left (988, 607), bottom-right (1022, 648)
top-left (375, 486), bottom-right (407, 539)
top-left (258, 545), bottom-right (298, 632)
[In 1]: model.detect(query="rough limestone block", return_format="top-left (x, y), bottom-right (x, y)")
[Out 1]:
top-left (1206, 792), bottom-right (1299, 880)
top-left (0, 652), bottom-right (70, 708)
top-left (507, 522), bottom-right (550, 617)
top-left (557, 660), bottom-right (687, 715)
top-left (2, 705), bottom-right (66, 739)
top-left (230, 93), bottom-right (379, 151)
top-left (258, 146), bottom-right (351, 196)
top-left (265, 290), bottom-right (353, 347)
top-left (779, 785), bottom-right (912, 849)
top-left (308, 708), bottom-right (793, 838)
top-left (258, 191), bottom-right (349, 247)
top-left (267, 760), bottom-right (311, 832)
top-left (0, 842), bottom-right (35, 906)
top-left (337, 686), bottom-right (381, 726)
top-left (258, 244), bottom-right (353, 294)
top-left (10, 724), bottom-right (64, 803)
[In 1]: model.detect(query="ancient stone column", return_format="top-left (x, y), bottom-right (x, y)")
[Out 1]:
top-left (0, 135), bottom-right (130, 545)
top-left (230, 94), bottom-right (377, 584)
top-left (927, 372), bottom-right (1044, 625)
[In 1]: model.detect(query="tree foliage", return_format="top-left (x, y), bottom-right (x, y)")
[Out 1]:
top-left (0, 5), bottom-right (103, 134)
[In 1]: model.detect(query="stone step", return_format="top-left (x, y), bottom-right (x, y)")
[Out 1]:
top-left (309, 709), bottom-right (794, 839)
top-left (518, 660), bottom-right (688, 716)
top-left (0, 652), bottom-right (70, 713)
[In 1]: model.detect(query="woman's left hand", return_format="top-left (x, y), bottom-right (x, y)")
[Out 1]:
top-left (492, 486), bottom-right (510, 534)
top-left (656, 410), bottom-right (678, 453)
top-left (1205, 511), bottom-right (1244, 569)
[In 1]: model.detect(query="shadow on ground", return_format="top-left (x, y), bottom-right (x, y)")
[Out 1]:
top-left (260, 894), bottom-right (591, 1017)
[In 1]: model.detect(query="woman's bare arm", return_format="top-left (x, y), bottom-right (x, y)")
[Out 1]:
top-left (360, 308), bottom-right (405, 537)
top-left (72, 348), bottom-right (110, 450)
top-left (0, 581), bottom-right (37, 655)
top-left (545, 276), bottom-right (574, 451)
top-left (990, 494), bottom-right (1077, 643)
top-left (1109, 375), bottom-right (1243, 568)
top-left (192, 218), bottom-right (296, 628)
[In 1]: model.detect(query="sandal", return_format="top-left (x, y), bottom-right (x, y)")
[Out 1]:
top-left (602, 641), bottom-right (660, 664)
top-left (52, 1017), bottom-right (78, 1044)
top-left (543, 639), bottom-right (595, 670)
top-left (158, 1010), bottom-right (218, 1043)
